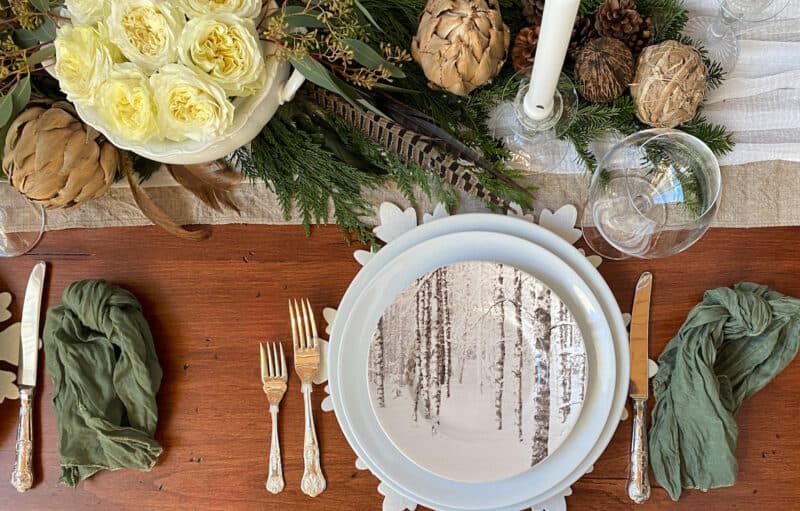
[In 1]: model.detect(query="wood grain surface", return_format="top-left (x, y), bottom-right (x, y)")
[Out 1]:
top-left (0, 224), bottom-right (798, 511)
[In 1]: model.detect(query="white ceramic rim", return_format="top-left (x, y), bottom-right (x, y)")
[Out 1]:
top-left (330, 216), bottom-right (629, 511)
top-left (340, 231), bottom-right (615, 503)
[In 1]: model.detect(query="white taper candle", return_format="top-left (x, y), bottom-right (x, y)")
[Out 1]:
top-left (523, 0), bottom-right (581, 121)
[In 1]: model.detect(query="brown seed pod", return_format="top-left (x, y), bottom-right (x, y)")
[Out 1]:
top-left (574, 37), bottom-right (635, 103)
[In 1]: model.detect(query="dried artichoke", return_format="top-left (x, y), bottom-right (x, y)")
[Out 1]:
top-left (411, 0), bottom-right (511, 96)
top-left (3, 102), bottom-right (118, 210)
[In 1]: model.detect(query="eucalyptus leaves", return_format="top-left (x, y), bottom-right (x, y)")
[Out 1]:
top-left (0, 0), bottom-right (57, 164)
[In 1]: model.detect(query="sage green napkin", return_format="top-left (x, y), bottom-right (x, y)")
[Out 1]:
top-left (43, 280), bottom-right (163, 487)
top-left (650, 282), bottom-right (800, 500)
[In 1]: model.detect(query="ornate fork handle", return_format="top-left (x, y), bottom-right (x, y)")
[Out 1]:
top-left (266, 405), bottom-right (285, 494)
top-left (300, 383), bottom-right (326, 497)
top-left (11, 387), bottom-right (34, 492)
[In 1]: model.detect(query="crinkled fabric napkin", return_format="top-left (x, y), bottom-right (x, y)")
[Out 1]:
top-left (650, 283), bottom-right (800, 500)
top-left (43, 280), bottom-right (163, 487)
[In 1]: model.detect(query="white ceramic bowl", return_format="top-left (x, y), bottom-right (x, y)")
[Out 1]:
top-left (74, 53), bottom-right (305, 165)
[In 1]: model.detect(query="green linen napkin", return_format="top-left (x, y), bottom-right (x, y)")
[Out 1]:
top-left (650, 282), bottom-right (800, 500)
top-left (43, 280), bottom-right (163, 487)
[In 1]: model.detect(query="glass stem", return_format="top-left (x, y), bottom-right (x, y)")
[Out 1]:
top-left (709, 14), bottom-right (732, 38)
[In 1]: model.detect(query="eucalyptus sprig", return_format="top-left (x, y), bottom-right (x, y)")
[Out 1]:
top-left (261, 0), bottom-right (410, 105)
top-left (0, 0), bottom-right (60, 165)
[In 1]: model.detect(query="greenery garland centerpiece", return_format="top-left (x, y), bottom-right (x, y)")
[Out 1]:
top-left (0, 0), bottom-right (734, 244)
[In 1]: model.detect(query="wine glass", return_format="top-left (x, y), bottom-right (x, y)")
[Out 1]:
top-left (581, 129), bottom-right (721, 260)
top-left (0, 181), bottom-right (45, 257)
top-left (682, 0), bottom-right (790, 75)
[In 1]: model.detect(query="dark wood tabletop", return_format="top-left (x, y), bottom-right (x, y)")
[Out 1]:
top-left (0, 224), bottom-right (798, 510)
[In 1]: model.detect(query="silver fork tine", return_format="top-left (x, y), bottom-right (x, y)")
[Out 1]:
top-left (267, 342), bottom-right (275, 377)
top-left (293, 299), bottom-right (305, 348)
top-left (280, 343), bottom-right (287, 379)
top-left (300, 299), bottom-right (312, 348)
top-left (272, 342), bottom-right (281, 378)
top-left (289, 300), bottom-right (299, 350)
top-left (305, 299), bottom-right (318, 348)
top-left (260, 343), bottom-right (267, 382)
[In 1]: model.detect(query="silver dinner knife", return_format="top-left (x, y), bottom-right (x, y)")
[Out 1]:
top-left (11, 261), bottom-right (46, 493)
top-left (628, 272), bottom-right (652, 504)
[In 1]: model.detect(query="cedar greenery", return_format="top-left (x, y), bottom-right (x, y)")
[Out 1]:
top-left (233, 98), bottom-right (456, 245)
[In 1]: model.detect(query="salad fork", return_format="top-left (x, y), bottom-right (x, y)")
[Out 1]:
top-left (290, 298), bottom-right (326, 497)
top-left (260, 342), bottom-right (287, 494)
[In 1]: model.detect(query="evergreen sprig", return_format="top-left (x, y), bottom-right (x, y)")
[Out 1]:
top-left (562, 96), bottom-right (639, 170)
top-left (637, 0), bottom-right (689, 42)
top-left (681, 113), bottom-right (735, 157)
top-left (233, 99), bottom-right (452, 242)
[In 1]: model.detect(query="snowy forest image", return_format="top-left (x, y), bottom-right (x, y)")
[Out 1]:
top-left (368, 261), bottom-right (587, 482)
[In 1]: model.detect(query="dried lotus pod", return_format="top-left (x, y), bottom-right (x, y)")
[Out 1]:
top-left (411, 0), bottom-right (511, 96)
top-left (3, 102), bottom-right (118, 209)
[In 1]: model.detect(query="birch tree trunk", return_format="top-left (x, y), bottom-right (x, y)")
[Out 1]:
top-left (531, 287), bottom-right (551, 465)
top-left (376, 317), bottom-right (385, 407)
top-left (556, 300), bottom-right (572, 423)
top-left (433, 269), bottom-right (445, 429)
top-left (494, 264), bottom-right (506, 430)
top-left (443, 266), bottom-right (453, 398)
top-left (422, 276), bottom-right (433, 420)
top-left (513, 269), bottom-right (524, 441)
top-left (413, 278), bottom-right (423, 422)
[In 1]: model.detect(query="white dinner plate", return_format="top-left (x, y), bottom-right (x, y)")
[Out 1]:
top-left (332, 230), bottom-right (616, 510)
top-left (329, 214), bottom-right (629, 511)
top-left (367, 261), bottom-right (590, 483)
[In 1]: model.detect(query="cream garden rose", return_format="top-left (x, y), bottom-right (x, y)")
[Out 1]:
top-left (54, 24), bottom-right (123, 106)
top-left (177, 0), bottom-right (261, 19)
top-left (64, 0), bottom-right (111, 24)
top-left (95, 63), bottom-right (158, 143)
top-left (178, 14), bottom-right (266, 97)
top-left (150, 64), bottom-right (235, 142)
top-left (108, 0), bottom-right (185, 74)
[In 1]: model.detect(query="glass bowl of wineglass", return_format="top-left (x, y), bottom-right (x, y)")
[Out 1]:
top-left (581, 129), bottom-right (721, 260)
top-left (0, 182), bottom-right (45, 257)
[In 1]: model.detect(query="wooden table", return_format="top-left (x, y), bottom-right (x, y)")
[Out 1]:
top-left (0, 225), bottom-right (798, 510)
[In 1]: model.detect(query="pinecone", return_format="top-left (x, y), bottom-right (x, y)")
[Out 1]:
top-left (568, 15), bottom-right (598, 60)
top-left (626, 16), bottom-right (653, 53)
top-left (594, 0), bottom-right (644, 41)
top-left (511, 25), bottom-right (540, 72)
top-left (521, 0), bottom-right (545, 25)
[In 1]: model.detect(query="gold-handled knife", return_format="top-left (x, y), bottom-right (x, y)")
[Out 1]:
top-left (11, 261), bottom-right (46, 493)
top-left (628, 271), bottom-right (652, 504)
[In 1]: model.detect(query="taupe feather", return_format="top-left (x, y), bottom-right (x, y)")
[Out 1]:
top-left (167, 160), bottom-right (242, 214)
top-left (305, 87), bottom-right (513, 211)
top-left (122, 154), bottom-right (211, 241)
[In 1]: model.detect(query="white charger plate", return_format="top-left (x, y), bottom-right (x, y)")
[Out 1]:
top-left (330, 214), bottom-right (629, 511)
top-left (332, 230), bottom-right (618, 510)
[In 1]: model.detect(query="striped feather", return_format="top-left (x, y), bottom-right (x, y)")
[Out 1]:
top-left (305, 87), bottom-right (513, 211)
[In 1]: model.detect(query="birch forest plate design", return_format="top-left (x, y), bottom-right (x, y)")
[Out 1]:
top-left (367, 261), bottom-right (588, 483)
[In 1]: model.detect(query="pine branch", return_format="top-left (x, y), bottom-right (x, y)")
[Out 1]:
top-left (681, 113), bottom-right (735, 156)
top-left (561, 96), bottom-right (639, 171)
top-left (637, 0), bottom-right (689, 42)
top-left (579, 0), bottom-right (605, 16)
top-left (237, 105), bottom-right (382, 244)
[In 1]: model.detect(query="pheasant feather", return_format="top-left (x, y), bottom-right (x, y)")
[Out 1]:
top-left (306, 86), bottom-right (512, 211)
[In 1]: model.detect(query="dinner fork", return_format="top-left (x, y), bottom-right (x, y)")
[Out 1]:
top-left (290, 298), bottom-right (326, 497)
top-left (260, 342), bottom-right (287, 494)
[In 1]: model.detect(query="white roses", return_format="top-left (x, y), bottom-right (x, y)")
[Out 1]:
top-left (54, 24), bottom-right (123, 105)
top-left (177, 0), bottom-right (262, 19)
top-left (179, 15), bottom-right (266, 97)
top-left (55, 0), bottom-right (267, 145)
top-left (108, 0), bottom-right (185, 74)
top-left (151, 64), bottom-right (235, 142)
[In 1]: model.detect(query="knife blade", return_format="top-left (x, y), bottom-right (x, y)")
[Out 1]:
top-left (18, 261), bottom-right (45, 388)
top-left (627, 271), bottom-right (652, 504)
top-left (11, 261), bottom-right (46, 493)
